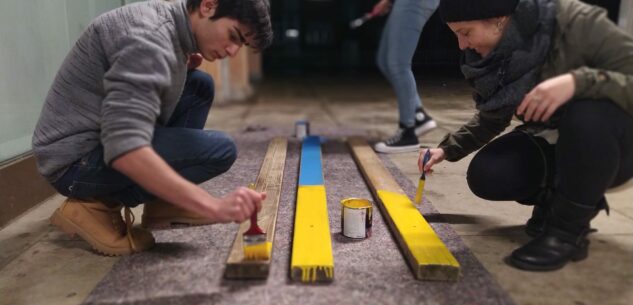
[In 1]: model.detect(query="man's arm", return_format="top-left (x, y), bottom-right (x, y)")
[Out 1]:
top-left (111, 146), bottom-right (264, 223)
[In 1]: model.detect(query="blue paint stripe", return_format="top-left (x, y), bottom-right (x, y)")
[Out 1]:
top-left (299, 136), bottom-right (324, 186)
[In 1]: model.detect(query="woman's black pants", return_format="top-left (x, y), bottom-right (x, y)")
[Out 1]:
top-left (466, 99), bottom-right (633, 208)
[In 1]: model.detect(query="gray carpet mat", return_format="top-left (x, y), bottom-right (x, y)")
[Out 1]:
top-left (83, 127), bottom-right (515, 305)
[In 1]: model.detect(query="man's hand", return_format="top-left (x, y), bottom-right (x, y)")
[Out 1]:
top-left (418, 148), bottom-right (445, 174)
top-left (187, 53), bottom-right (204, 70)
top-left (517, 73), bottom-right (576, 122)
top-left (212, 187), bottom-right (267, 223)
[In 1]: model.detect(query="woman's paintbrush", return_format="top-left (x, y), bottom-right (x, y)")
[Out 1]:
top-left (414, 149), bottom-right (431, 205)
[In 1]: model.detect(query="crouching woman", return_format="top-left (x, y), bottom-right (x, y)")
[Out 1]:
top-left (422, 0), bottom-right (633, 271)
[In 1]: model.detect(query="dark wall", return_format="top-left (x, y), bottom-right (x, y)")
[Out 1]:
top-left (263, 0), bottom-right (621, 76)
top-left (583, 0), bottom-right (620, 21)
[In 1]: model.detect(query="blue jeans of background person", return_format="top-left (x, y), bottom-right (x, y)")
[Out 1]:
top-left (52, 70), bottom-right (237, 207)
top-left (376, 0), bottom-right (439, 127)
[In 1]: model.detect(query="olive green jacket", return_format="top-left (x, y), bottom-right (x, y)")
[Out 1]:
top-left (439, 0), bottom-right (633, 161)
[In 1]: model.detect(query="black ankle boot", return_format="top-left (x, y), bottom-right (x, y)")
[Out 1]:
top-left (519, 188), bottom-right (553, 237)
top-left (510, 193), bottom-right (599, 271)
top-left (524, 196), bottom-right (608, 238)
top-left (510, 227), bottom-right (589, 271)
top-left (525, 205), bottom-right (547, 237)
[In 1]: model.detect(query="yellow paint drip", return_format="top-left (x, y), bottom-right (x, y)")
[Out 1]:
top-left (243, 241), bottom-right (272, 261)
top-left (291, 185), bottom-right (334, 282)
top-left (297, 266), bottom-right (334, 282)
top-left (377, 190), bottom-right (459, 268)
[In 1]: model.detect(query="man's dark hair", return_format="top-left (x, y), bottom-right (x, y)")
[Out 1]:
top-left (187, 0), bottom-right (273, 50)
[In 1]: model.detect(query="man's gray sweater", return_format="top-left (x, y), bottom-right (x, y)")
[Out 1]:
top-left (32, 0), bottom-right (197, 182)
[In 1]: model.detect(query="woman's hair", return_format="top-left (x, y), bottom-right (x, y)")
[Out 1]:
top-left (187, 0), bottom-right (273, 50)
top-left (439, 0), bottom-right (519, 22)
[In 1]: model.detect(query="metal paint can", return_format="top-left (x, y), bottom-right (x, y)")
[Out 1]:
top-left (295, 120), bottom-right (309, 140)
top-left (340, 198), bottom-right (372, 239)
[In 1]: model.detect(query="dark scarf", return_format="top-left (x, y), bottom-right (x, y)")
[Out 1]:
top-left (461, 0), bottom-right (557, 112)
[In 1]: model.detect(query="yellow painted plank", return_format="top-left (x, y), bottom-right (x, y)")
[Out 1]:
top-left (224, 138), bottom-right (287, 279)
top-left (290, 186), bottom-right (334, 282)
top-left (290, 136), bottom-right (334, 283)
top-left (348, 137), bottom-right (460, 281)
top-left (378, 191), bottom-right (460, 266)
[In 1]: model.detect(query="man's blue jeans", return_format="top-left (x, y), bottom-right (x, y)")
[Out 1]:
top-left (52, 70), bottom-right (237, 207)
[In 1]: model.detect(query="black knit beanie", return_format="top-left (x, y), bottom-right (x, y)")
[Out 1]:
top-left (439, 0), bottom-right (519, 22)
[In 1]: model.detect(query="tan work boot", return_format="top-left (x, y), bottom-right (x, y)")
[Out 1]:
top-left (142, 199), bottom-right (216, 229)
top-left (50, 198), bottom-right (155, 256)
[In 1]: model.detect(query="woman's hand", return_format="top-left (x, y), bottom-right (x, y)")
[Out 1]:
top-left (517, 73), bottom-right (576, 122)
top-left (371, 0), bottom-right (392, 16)
top-left (418, 148), bottom-right (446, 174)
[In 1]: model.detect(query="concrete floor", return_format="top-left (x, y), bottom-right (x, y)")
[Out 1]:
top-left (1, 75), bottom-right (631, 305)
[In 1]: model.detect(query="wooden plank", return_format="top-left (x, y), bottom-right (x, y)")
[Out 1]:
top-left (290, 136), bottom-right (334, 283)
top-left (347, 137), bottom-right (460, 281)
top-left (224, 138), bottom-right (287, 279)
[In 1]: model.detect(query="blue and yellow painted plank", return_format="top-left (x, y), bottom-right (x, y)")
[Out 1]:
top-left (347, 137), bottom-right (460, 281)
top-left (290, 136), bottom-right (334, 282)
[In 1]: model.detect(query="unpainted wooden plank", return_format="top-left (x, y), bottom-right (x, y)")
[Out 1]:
top-left (224, 137), bottom-right (287, 279)
top-left (347, 137), bottom-right (460, 281)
